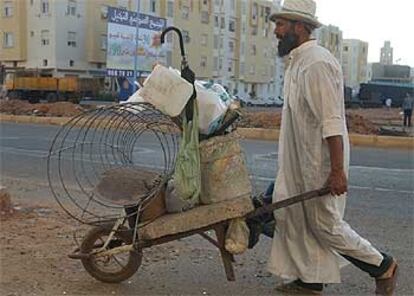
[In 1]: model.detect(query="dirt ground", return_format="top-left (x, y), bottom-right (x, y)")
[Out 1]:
top-left (1, 175), bottom-right (413, 296)
top-left (0, 99), bottom-right (406, 135)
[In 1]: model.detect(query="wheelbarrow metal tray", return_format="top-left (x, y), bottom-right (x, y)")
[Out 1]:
top-left (138, 194), bottom-right (254, 240)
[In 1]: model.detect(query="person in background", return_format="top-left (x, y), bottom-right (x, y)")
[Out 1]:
top-left (402, 92), bottom-right (413, 127)
top-left (385, 97), bottom-right (392, 110)
top-left (267, 0), bottom-right (398, 295)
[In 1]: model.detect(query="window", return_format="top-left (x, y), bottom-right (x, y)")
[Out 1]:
top-left (213, 35), bottom-right (218, 49)
top-left (41, 30), bottom-right (50, 46)
top-left (250, 65), bottom-right (255, 74)
top-left (3, 32), bottom-right (14, 47)
top-left (228, 60), bottom-right (233, 73)
top-left (101, 34), bottom-right (107, 50)
top-left (150, 0), bottom-right (156, 13)
top-left (67, 31), bottom-right (77, 47)
top-left (252, 3), bottom-right (258, 21)
top-left (43, 59), bottom-right (48, 66)
top-left (251, 26), bottom-right (257, 36)
top-left (201, 34), bottom-right (208, 46)
top-left (251, 44), bottom-right (256, 55)
top-left (67, 0), bottom-right (76, 16)
top-left (229, 20), bottom-right (235, 32)
top-left (200, 56), bottom-right (207, 68)
top-left (228, 40), bottom-right (234, 53)
top-left (41, 0), bottom-right (49, 14)
top-left (182, 30), bottom-right (190, 43)
top-left (265, 7), bottom-right (271, 22)
top-left (30, 31), bottom-right (34, 37)
top-left (4, 1), bottom-right (13, 17)
top-left (230, 0), bottom-right (235, 10)
top-left (100, 5), bottom-right (108, 19)
top-left (201, 11), bottom-right (209, 24)
top-left (30, 0), bottom-right (34, 5)
top-left (220, 37), bottom-right (223, 49)
top-left (69, 60), bottom-right (74, 67)
top-left (344, 46), bottom-right (348, 51)
top-left (219, 58), bottom-right (222, 70)
top-left (214, 57), bottom-right (218, 71)
top-left (181, 6), bottom-right (189, 19)
top-left (220, 17), bottom-right (225, 29)
top-left (214, 15), bottom-right (219, 27)
top-left (167, 1), bottom-right (173, 17)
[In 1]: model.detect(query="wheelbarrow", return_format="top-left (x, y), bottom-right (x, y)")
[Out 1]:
top-left (65, 26), bottom-right (330, 283)
top-left (68, 187), bottom-right (330, 283)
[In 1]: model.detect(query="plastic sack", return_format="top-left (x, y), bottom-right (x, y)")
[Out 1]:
top-left (199, 133), bottom-right (251, 205)
top-left (195, 80), bottom-right (233, 135)
top-left (170, 98), bottom-right (201, 210)
top-left (165, 179), bottom-right (198, 213)
top-left (225, 218), bottom-right (250, 255)
top-left (137, 64), bottom-right (194, 117)
top-left (125, 91), bottom-right (145, 103)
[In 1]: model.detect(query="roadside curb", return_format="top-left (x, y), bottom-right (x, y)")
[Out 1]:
top-left (1, 115), bottom-right (413, 149)
top-left (237, 128), bottom-right (413, 150)
top-left (0, 114), bottom-right (70, 126)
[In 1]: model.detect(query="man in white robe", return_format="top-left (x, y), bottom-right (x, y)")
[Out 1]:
top-left (267, 0), bottom-right (398, 295)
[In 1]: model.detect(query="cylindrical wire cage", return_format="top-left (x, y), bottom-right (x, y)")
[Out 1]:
top-left (47, 103), bottom-right (180, 225)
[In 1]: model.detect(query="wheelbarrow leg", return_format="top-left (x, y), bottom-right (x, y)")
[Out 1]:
top-left (214, 224), bottom-right (235, 281)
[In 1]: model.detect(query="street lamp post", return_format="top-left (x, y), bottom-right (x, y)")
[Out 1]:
top-left (133, 0), bottom-right (141, 92)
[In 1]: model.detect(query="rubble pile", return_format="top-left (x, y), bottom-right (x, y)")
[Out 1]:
top-left (0, 99), bottom-right (85, 117)
top-left (0, 99), bottom-right (390, 135)
top-left (347, 108), bottom-right (402, 123)
top-left (236, 111), bottom-right (282, 129)
top-left (345, 113), bottom-right (379, 135)
top-left (237, 110), bottom-right (379, 135)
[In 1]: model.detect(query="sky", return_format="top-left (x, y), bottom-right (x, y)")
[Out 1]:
top-left (315, 0), bottom-right (413, 67)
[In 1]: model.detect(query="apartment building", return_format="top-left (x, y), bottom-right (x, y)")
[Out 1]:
top-left (1, 0), bottom-right (283, 100)
top-left (315, 24), bottom-right (343, 64)
top-left (342, 39), bottom-right (368, 92)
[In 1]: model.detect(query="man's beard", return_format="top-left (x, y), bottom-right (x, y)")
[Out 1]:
top-left (277, 32), bottom-right (299, 57)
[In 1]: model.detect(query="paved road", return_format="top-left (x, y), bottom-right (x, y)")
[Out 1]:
top-left (0, 122), bottom-right (413, 295)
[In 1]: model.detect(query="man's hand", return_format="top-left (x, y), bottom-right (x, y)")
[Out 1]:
top-left (326, 135), bottom-right (347, 196)
top-left (325, 169), bottom-right (347, 196)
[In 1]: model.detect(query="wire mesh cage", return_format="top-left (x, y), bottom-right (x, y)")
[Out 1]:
top-left (47, 103), bottom-right (180, 225)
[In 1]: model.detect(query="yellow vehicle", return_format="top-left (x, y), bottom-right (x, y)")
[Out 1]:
top-left (5, 72), bottom-right (103, 103)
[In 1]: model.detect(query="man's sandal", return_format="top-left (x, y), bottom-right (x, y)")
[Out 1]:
top-left (275, 281), bottom-right (322, 295)
top-left (375, 260), bottom-right (398, 295)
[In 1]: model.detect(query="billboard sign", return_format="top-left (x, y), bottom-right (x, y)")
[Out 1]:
top-left (106, 7), bottom-right (167, 77)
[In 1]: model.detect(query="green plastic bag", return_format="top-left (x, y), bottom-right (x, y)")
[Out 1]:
top-left (172, 99), bottom-right (201, 205)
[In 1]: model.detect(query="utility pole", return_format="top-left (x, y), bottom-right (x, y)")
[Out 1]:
top-left (133, 0), bottom-right (141, 92)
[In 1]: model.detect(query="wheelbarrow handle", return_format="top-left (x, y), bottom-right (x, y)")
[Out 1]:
top-left (245, 187), bottom-right (331, 219)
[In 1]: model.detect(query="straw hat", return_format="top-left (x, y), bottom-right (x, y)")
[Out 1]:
top-left (270, 0), bottom-right (322, 28)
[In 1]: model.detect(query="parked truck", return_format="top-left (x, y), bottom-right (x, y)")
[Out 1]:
top-left (5, 72), bottom-right (103, 103)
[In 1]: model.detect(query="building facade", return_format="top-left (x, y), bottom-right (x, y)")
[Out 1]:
top-left (1, 0), bottom-right (283, 101)
top-left (342, 39), bottom-right (368, 92)
top-left (315, 24), bottom-right (343, 64)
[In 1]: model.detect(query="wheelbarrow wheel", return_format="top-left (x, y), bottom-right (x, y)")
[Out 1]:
top-left (80, 225), bottom-right (142, 283)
